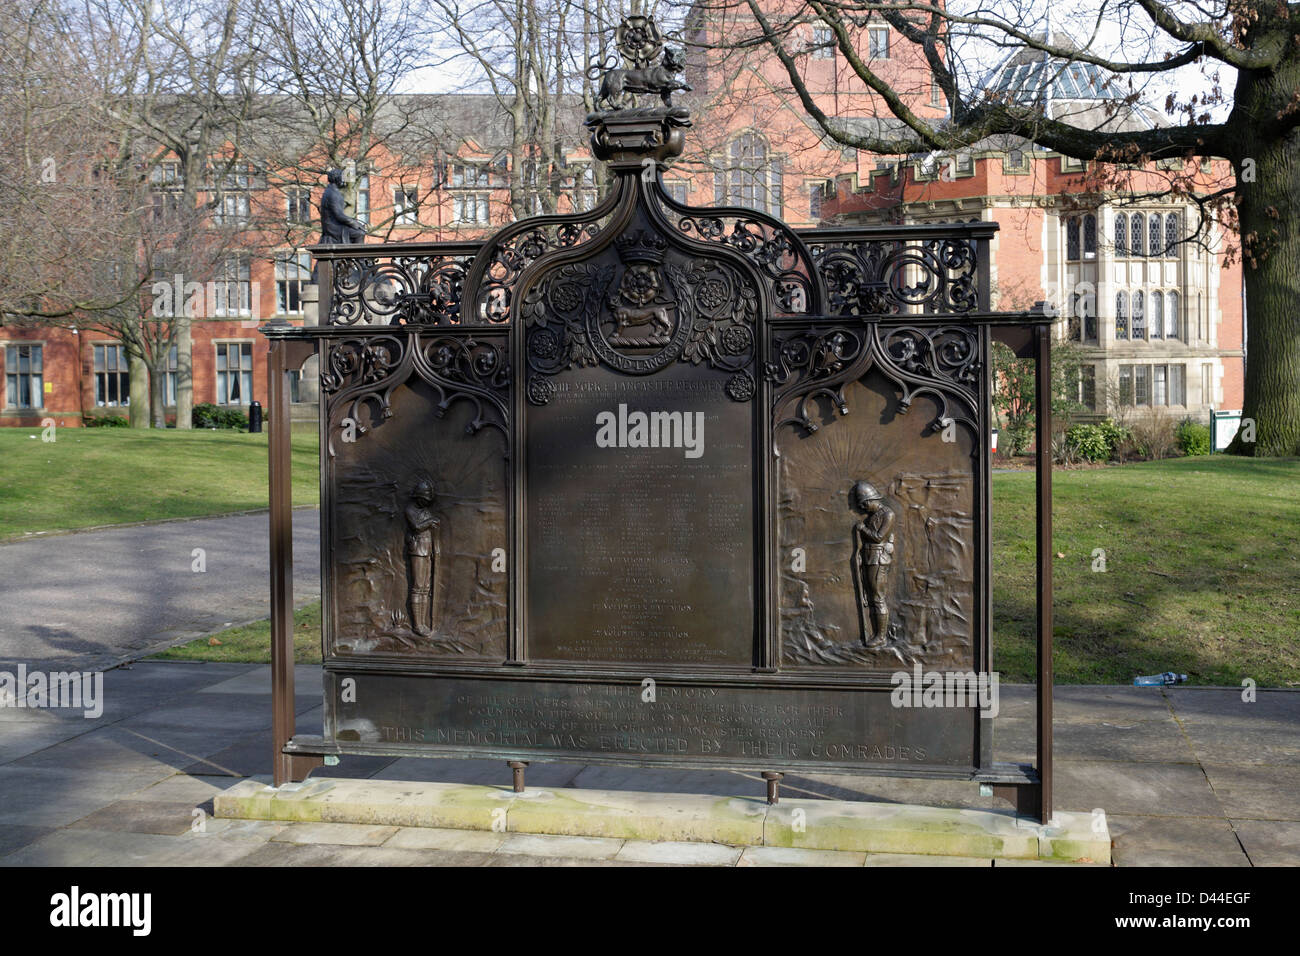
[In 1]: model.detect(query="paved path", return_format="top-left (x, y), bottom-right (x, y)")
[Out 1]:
top-left (1, 663), bottom-right (1296, 866)
top-left (0, 512), bottom-right (320, 670)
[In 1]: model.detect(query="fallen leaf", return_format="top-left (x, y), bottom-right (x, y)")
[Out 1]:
top-left (208, 637), bottom-right (223, 646)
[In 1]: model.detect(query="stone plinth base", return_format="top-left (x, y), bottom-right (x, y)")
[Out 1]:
top-left (214, 777), bottom-right (1110, 864)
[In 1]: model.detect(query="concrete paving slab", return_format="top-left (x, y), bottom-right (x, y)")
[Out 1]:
top-left (1051, 685), bottom-right (1176, 723)
top-left (384, 827), bottom-right (508, 853)
top-left (737, 845), bottom-right (867, 866)
top-left (270, 822), bottom-right (400, 846)
top-left (0, 766), bottom-right (175, 827)
top-left (132, 773), bottom-right (235, 804)
top-left (231, 840), bottom-right (494, 867)
top-left (1202, 764), bottom-right (1300, 821)
top-left (119, 693), bottom-right (287, 734)
top-left (0, 826), bottom-right (262, 867)
top-left (0, 721), bottom-right (89, 764)
top-left (1107, 814), bottom-right (1248, 867)
top-left (11, 724), bottom-right (242, 777)
top-left (1231, 819), bottom-right (1300, 866)
top-left (0, 823), bottom-right (55, 859)
top-left (1174, 722), bottom-right (1300, 767)
top-left (1166, 687), bottom-right (1300, 722)
top-left (498, 833), bottom-right (625, 860)
top-left (1052, 760), bottom-right (1223, 816)
top-left (67, 799), bottom-right (203, 836)
top-left (864, 853), bottom-right (993, 866)
top-left (195, 818), bottom-right (288, 842)
top-left (615, 839), bottom-right (744, 865)
top-left (197, 664), bottom-right (324, 696)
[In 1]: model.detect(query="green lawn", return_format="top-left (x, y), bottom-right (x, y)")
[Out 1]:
top-left (993, 456), bottom-right (1300, 685)
top-left (154, 601), bottom-right (323, 664)
top-left (0, 427), bottom-right (319, 540)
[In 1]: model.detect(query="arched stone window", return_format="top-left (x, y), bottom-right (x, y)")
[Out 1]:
top-left (715, 132), bottom-right (784, 216)
top-left (1114, 213), bottom-right (1127, 256)
top-left (1116, 291), bottom-right (1128, 339)
top-left (1166, 290), bottom-right (1180, 339)
top-left (1149, 214), bottom-right (1162, 258)
top-left (1150, 290), bottom-right (1163, 338)
top-left (1165, 213), bottom-right (1180, 256)
top-left (1083, 214), bottom-right (1096, 256)
top-left (1130, 213), bottom-right (1145, 256)
top-left (1132, 290), bottom-right (1145, 338)
top-left (1066, 217), bottom-right (1080, 260)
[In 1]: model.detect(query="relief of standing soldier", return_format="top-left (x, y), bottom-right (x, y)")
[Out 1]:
top-left (851, 480), bottom-right (896, 649)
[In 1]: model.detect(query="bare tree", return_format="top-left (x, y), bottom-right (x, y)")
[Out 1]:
top-left (688, 0), bottom-right (1300, 457)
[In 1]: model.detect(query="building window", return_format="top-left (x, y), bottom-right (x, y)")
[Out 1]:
top-left (1165, 291), bottom-right (1180, 340)
top-left (355, 174), bottom-right (370, 226)
top-left (1118, 365), bottom-right (1133, 406)
top-left (5, 344), bottom-right (43, 409)
top-left (812, 25), bottom-right (833, 58)
top-left (1134, 364), bottom-right (1149, 406)
top-left (394, 187), bottom-right (419, 226)
top-left (1114, 213), bottom-right (1127, 256)
top-left (214, 256), bottom-right (251, 316)
top-left (809, 182), bottom-right (825, 219)
top-left (215, 342), bottom-right (253, 406)
top-left (93, 343), bottom-right (130, 406)
top-left (214, 191), bottom-right (250, 227)
top-left (1115, 291), bottom-right (1128, 339)
top-left (286, 188), bottom-right (312, 224)
top-left (452, 192), bottom-right (490, 224)
top-left (150, 161), bottom-right (183, 188)
top-left (868, 26), bottom-right (889, 58)
top-left (1165, 212), bottom-right (1180, 255)
top-left (1079, 365), bottom-right (1096, 411)
top-left (1131, 290), bottom-right (1145, 339)
top-left (164, 345), bottom-right (179, 406)
top-left (664, 180), bottom-right (689, 204)
top-left (275, 250), bottom-right (311, 314)
top-left (152, 192), bottom-right (181, 224)
top-left (1129, 213), bottom-right (1144, 256)
top-left (1150, 291), bottom-right (1163, 339)
top-left (930, 76), bottom-right (942, 107)
top-left (1066, 218), bottom-right (1080, 260)
top-left (451, 163), bottom-right (492, 188)
top-left (1083, 214), bottom-right (1096, 256)
top-left (1149, 214), bottom-right (1162, 258)
top-left (717, 133), bottom-right (783, 216)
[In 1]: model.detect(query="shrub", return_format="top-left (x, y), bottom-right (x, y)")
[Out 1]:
top-left (1175, 418), bottom-right (1211, 456)
top-left (193, 402), bottom-right (250, 430)
top-left (1130, 408), bottom-right (1179, 460)
top-left (83, 414), bottom-right (129, 428)
top-left (1064, 419), bottom-right (1131, 462)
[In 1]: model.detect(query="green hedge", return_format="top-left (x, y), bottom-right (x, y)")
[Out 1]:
top-left (1065, 420), bottom-right (1130, 462)
top-left (193, 403), bottom-right (250, 430)
top-left (1175, 418), bottom-right (1211, 456)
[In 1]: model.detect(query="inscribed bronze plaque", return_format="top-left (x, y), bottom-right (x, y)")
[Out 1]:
top-left (525, 363), bottom-right (756, 666)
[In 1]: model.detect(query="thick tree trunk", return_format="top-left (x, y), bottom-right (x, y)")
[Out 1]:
top-left (150, 358), bottom-right (167, 428)
top-left (1227, 59), bottom-right (1300, 457)
top-left (175, 317), bottom-right (193, 429)
top-left (128, 351), bottom-right (150, 428)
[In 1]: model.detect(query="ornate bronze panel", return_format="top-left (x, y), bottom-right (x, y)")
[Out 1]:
top-left (267, 15), bottom-right (1055, 800)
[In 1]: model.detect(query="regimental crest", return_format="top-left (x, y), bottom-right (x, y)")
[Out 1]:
top-left (606, 232), bottom-right (677, 349)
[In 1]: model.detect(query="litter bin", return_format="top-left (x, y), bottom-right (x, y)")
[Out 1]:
top-left (248, 400), bottom-right (263, 433)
